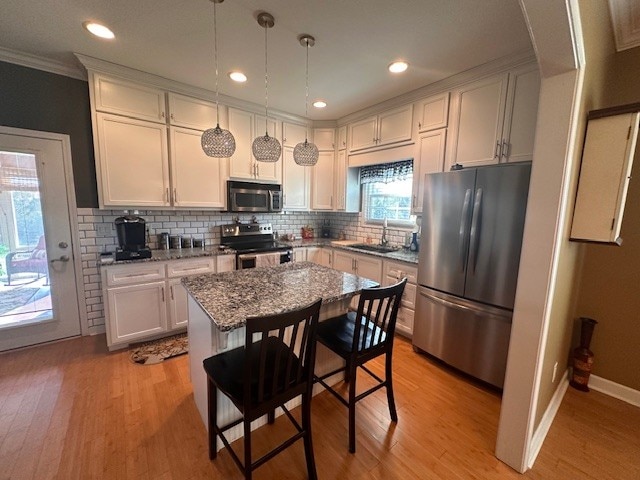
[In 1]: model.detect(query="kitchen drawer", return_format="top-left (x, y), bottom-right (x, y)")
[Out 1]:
top-left (104, 263), bottom-right (166, 287)
top-left (396, 307), bottom-right (414, 337)
top-left (167, 257), bottom-right (216, 278)
top-left (383, 260), bottom-right (418, 285)
top-left (216, 254), bottom-right (236, 273)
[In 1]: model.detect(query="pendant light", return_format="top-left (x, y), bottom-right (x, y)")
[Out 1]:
top-left (293, 34), bottom-right (319, 166)
top-left (252, 12), bottom-right (282, 163)
top-left (201, 0), bottom-right (236, 158)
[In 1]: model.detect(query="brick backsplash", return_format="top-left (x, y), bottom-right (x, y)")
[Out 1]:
top-left (76, 208), bottom-right (419, 332)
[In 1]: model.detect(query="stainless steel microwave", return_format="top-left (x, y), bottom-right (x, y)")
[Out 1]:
top-left (227, 181), bottom-right (282, 213)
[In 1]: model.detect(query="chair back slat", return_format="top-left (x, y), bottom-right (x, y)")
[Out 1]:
top-left (352, 278), bottom-right (407, 354)
top-left (243, 299), bottom-right (322, 407)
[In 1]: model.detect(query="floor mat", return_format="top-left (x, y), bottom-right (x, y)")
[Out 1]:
top-left (129, 333), bottom-right (188, 365)
top-left (0, 287), bottom-right (39, 316)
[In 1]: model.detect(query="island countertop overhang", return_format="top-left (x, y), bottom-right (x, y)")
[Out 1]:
top-left (182, 261), bottom-right (379, 332)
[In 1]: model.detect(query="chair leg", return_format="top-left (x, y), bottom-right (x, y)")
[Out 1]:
top-left (207, 377), bottom-right (218, 460)
top-left (244, 417), bottom-right (252, 480)
top-left (301, 393), bottom-right (318, 480)
top-left (385, 352), bottom-right (398, 422)
top-left (348, 363), bottom-right (358, 453)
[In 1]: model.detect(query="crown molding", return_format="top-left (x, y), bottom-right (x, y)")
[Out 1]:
top-left (74, 53), bottom-right (311, 126)
top-left (338, 49), bottom-right (537, 126)
top-left (0, 47), bottom-right (86, 80)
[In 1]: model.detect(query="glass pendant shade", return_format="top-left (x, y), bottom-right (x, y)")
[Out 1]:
top-left (293, 34), bottom-right (319, 166)
top-left (252, 133), bottom-right (282, 163)
top-left (202, 124), bottom-right (236, 157)
top-left (293, 140), bottom-right (319, 166)
top-left (254, 12), bottom-right (281, 163)
top-left (201, 0), bottom-right (236, 158)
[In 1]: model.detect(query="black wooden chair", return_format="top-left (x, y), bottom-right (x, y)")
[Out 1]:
top-left (314, 278), bottom-right (407, 453)
top-left (203, 298), bottom-right (322, 480)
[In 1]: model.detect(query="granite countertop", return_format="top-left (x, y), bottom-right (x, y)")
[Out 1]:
top-left (278, 238), bottom-right (419, 264)
top-left (101, 246), bottom-right (236, 265)
top-left (182, 261), bottom-right (379, 332)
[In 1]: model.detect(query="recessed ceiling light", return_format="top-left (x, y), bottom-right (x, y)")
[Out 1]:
top-left (313, 100), bottom-right (327, 109)
top-left (229, 71), bottom-right (247, 83)
top-left (388, 61), bottom-right (408, 73)
top-left (83, 21), bottom-right (115, 40)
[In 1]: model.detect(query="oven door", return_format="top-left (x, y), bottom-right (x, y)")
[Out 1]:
top-left (237, 250), bottom-right (292, 269)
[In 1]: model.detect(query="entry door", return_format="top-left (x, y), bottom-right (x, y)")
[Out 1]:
top-left (0, 127), bottom-right (81, 351)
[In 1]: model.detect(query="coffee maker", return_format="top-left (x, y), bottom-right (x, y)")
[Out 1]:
top-left (114, 215), bottom-right (152, 260)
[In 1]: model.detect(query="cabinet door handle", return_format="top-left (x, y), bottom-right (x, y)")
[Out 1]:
top-left (494, 140), bottom-right (502, 160)
top-left (256, 163), bottom-right (259, 177)
top-left (170, 285), bottom-right (174, 300)
top-left (418, 122), bottom-right (422, 129)
top-left (161, 112), bottom-right (165, 119)
top-left (170, 113), bottom-right (174, 120)
top-left (501, 140), bottom-right (509, 160)
top-left (283, 137), bottom-right (287, 143)
top-left (412, 194), bottom-right (417, 208)
top-left (173, 188), bottom-right (177, 203)
top-left (166, 188), bottom-right (170, 203)
top-left (161, 287), bottom-right (165, 302)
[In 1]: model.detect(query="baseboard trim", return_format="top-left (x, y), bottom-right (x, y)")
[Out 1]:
top-left (589, 374), bottom-right (640, 408)
top-left (527, 369), bottom-right (569, 469)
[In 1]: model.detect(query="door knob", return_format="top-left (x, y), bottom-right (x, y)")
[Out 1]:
top-left (50, 255), bottom-right (70, 264)
top-left (58, 241), bottom-right (68, 249)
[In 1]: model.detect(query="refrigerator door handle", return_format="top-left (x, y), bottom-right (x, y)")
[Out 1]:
top-left (418, 287), bottom-right (510, 319)
top-left (459, 189), bottom-right (472, 272)
top-left (468, 188), bottom-right (483, 273)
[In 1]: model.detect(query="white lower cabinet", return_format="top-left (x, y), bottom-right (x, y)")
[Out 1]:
top-left (106, 281), bottom-right (168, 345)
top-left (102, 255), bottom-right (234, 349)
top-left (382, 260), bottom-right (418, 338)
top-left (332, 250), bottom-right (383, 309)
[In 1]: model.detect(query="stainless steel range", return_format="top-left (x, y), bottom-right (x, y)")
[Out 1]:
top-left (220, 223), bottom-right (292, 270)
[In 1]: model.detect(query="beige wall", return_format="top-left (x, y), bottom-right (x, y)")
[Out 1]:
top-left (574, 37), bottom-right (640, 391)
top-left (533, 0), bottom-right (618, 427)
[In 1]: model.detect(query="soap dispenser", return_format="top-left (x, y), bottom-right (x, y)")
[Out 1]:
top-left (409, 224), bottom-right (419, 252)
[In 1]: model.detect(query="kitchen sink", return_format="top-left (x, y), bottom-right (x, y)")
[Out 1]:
top-left (349, 244), bottom-right (397, 254)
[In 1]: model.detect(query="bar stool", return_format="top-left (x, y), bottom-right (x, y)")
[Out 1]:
top-left (203, 298), bottom-right (323, 480)
top-left (314, 278), bottom-right (407, 453)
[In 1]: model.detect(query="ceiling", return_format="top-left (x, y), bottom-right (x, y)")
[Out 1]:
top-left (0, 0), bottom-right (534, 121)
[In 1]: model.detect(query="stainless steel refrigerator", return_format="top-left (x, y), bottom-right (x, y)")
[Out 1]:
top-left (412, 162), bottom-right (531, 388)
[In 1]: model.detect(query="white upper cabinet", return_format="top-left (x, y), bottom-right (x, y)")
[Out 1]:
top-left (447, 73), bottom-right (509, 169)
top-left (349, 116), bottom-right (378, 151)
top-left (311, 151), bottom-right (335, 210)
top-left (500, 64), bottom-right (541, 163)
top-left (90, 73), bottom-right (230, 209)
top-left (93, 74), bottom-right (166, 123)
top-left (338, 126), bottom-right (348, 150)
top-left (228, 107), bottom-right (281, 183)
top-left (96, 113), bottom-right (170, 207)
top-left (412, 128), bottom-right (447, 214)
top-left (169, 126), bottom-right (226, 208)
top-left (282, 122), bottom-right (308, 147)
top-left (167, 93), bottom-right (220, 131)
top-left (348, 104), bottom-right (414, 153)
top-left (447, 64), bottom-right (540, 169)
top-left (282, 146), bottom-right (310, 210)
top-left (571, 110), bottom-right (640, 245)
top-left (416, 92), bottom-right (449, 132)
top-left (314, 128), bottom-right (336, 151)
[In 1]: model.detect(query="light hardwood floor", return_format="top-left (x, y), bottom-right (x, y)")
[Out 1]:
top-left (1, 334), bottom-right (638, 479)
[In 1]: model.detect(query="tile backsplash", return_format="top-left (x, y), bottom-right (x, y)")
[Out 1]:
top-left (77, 208), bottom-right (420, 332)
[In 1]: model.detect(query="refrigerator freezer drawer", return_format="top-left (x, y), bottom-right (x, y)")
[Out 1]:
top-left (412, 286), bottom-right (512, 388)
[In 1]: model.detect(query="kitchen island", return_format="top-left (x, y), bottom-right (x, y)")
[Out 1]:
top-left (182, 261), bottom-right (379, 449)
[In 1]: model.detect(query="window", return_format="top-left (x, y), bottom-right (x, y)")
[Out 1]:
top-left (361, 160), bottom-right (416, 227)
top-left (11, 191), bottom-right (44, 248)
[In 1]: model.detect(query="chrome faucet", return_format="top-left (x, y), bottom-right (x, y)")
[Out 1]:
top-left (381, 219), bottom-right (389, 246)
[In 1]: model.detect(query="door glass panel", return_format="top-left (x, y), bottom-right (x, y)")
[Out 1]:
top-left (0, 151), bottom-right (52, 328)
